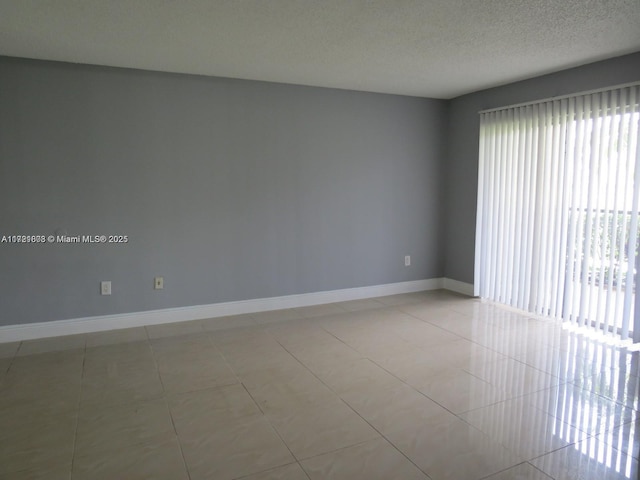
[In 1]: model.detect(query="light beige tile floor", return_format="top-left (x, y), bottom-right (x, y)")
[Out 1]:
top-left (0, 290), bottom-right (638, 479)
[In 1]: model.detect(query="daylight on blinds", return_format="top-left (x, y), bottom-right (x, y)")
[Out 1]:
top-left (475, 85), bottom-right (640, 343)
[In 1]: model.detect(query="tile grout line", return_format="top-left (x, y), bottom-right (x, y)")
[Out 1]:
top-left (149, 335), bottom-right (193, 480)
top-left (69, 336), bottom-right (88, 479)
top-left (229, 461), bottom-right (310, 480)
top-left (165, 400), bottom-right (193, 480)
top-left (236, 382), bottom-right (310, 479)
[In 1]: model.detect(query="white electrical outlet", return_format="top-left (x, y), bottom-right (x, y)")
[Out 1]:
top-left (154, 276), bottom-right (164, 290)
top-left (405, 255), bottom-right (411, 266)
top-left (101, 281), bottom-right (112, 295)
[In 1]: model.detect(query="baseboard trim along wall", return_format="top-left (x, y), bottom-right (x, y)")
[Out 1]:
top-left (0, 278), bottom-right (475, 343)
top-left (443, 278), bottom-right (475, 297)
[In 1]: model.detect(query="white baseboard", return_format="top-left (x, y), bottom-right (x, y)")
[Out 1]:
top-left (1, 278), bottom-right (455, 343)
top-left (443, 278), bottom-right (475, 297)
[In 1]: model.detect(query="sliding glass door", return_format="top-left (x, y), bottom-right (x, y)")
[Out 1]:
top-left (475, 85), bottom-right (640, 342)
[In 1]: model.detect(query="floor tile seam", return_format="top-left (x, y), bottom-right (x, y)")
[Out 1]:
top-left (568, 377), bottom-right (639, 411)
top-left (581, 419), bottom-right (639, 450)
top-left (2, 344), bottom-right (19, 373)
top-left (406, 318), bottom-right (526, 361)
top-left (597, 429), bottom-right (640, 462)
top-left (577, 404), bottom-right (635, 436)
top-left (297, 436), bottom-right (383, 461)
top-left (164, 388), bottom-right (194, 480)
top-left (137, 339), bottom-right (173, 412)
top-left (448, 305), bottom-right (493, 320)
top-left (473, 354), bottom-right (568, 384)
top-left (378, 312), bottom-right (475, 350)
top-left (362, 355), bottom-right (464, 418)
top-left (476, 461), bottom-right (550, 480)
top-left (571, 434), bottom-right (640, 463)
top-left (515, 357), bottom-right (596, 383)
top-left (508, 360), bottom-right (592, 381)
top-left (476, 387), bottom-right (633, 443)
top-left (458, 382), bottom-right (578, 421)
top-left (525, 442), bottom-right (576, 469)
top-left (282, 430), bottom-right (381, 463)
top-left (81, 342), bottom-right (155, 378)
top-left (0, 458), bottom-right (74, 478)
top-left (78, 334), bottom-right (166, 409)
top-left (456, 392), bottom-right (612, 439)
top-left (69, 338), bottom-right (89, 478)
top-left (230, 461), bottom-right (310, 480)
top-left (400, 307), bottom-right (476, 335)
top-left (152, 347), bottom-right (240, 379)
top-left (298, 434), bottom-right (434, 480)
top-left (262, 321), bottom-right (351, 349)
top-left (604, 417), bottom-right (640, 436)
top-left (571, 370), bottom-right (640, 398)
top-left (296, 301), bottom-right (352, 317)
top-left (161, 373), bottom-right (240, 393)
top-left (455, 395), bottom-right (521, 417)
top-left (450, 407), bottom-right (528, 451)
top-left (272, 328), bottom-right (419, 402)
top-left (524, 433), bottom-right (640, 470)
top-left (461, 368), bottom-right (565, 401)
top-left (359, 416), bottom-right (450, 480)
top-left (468, 419), bottom-right (587, 464)
top-left (270, 332), bottom-right (435, 477)
top-left (270, 333), bottom-right (356, 395)
top-left (459, 364), bottom-right (522, 393)
top-left (238, 380), bottom-right (271, 418)
top-left (236, 381), bottom-right (300, 472)
top-left (525, 461), bottom-right (556, 480)
top-left (199, 313), bottom-right (258, 335)
top-left (314, 305), bottom-right (403, 347)
top-left (215, 340), bottom-right (251, 376)
top-left (73, 429), bottom-right (181, 462)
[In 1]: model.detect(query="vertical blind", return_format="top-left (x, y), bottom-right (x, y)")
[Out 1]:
top-left (475, 85), bottom-right (640, 341)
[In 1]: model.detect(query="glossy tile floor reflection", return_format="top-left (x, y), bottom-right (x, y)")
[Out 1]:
top-left (0, 290), bottom-right (638, 479)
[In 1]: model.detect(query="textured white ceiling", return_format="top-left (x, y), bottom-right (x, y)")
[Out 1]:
top-left (1, 1), bottom-right (639, 99)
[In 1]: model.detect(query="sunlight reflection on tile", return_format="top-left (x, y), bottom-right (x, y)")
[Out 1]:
top-left (604, 418), bottom-right (639, 460)
top-left (461, 397), bottom-right (588, 460)
top-left (532, 435), bottom-right (638, 480)
top-left (386, 414), bottom-right (523, 480)
top-left (483, 463), bottom-right (553, 480)
top-left (526, 382), bottom-right (636, 436)
top-left (2, 289), bottom-right (640, 480)
top-left (301, 437), bottom-right (428, 480)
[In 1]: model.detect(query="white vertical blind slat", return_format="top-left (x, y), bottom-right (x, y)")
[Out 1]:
top-left (512, 108), bottom-right (526, 308)
top-left (595, 92), bottom-right (610, 332)
top-left (613, 90), bottom-right (631, 328)
top-left (603, 90), bottom-right (620, 336)
top-left (490, 111), bottom-right (500, 300)
top-left (553, 99), bottom-right (570, 319)
top-left (504, 109), bottom-right (516, 305)
top-left (622, 87), bottom-right (640, 339)
top-left (531, 104), bottom-right (544, 313)
top-left (572, 96), bottom-right (589, 324)
top-left (522, 108), bottom-right (536, 310)
top-left (580, 94), bottom-right (597, 328)
top-left (538, 104), bottom-right (552, 314)
top-left (563, 96), bottom-right (579, 322)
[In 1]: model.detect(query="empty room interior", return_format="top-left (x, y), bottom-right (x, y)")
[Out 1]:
top-left (1, 2), bottom-right (640, 479)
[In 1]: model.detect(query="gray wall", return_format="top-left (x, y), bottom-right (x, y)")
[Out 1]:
top-left (0, 57), bottom-right (447, 326)
top-left (444, 52), bottom-right (640, 284)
